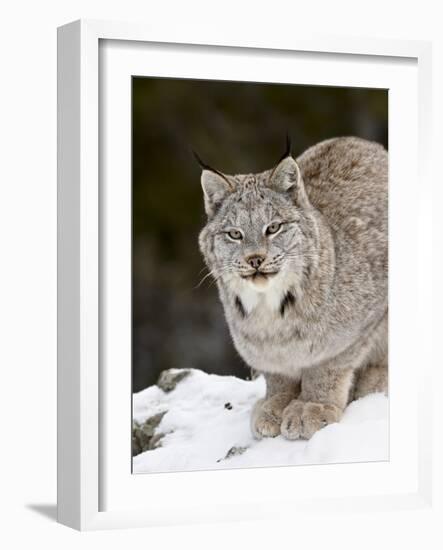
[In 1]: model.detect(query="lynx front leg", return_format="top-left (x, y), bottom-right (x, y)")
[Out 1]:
top-left (251, 373), bottom-right (300, 439)
top-left (281, 365), bottom-right (354, 440)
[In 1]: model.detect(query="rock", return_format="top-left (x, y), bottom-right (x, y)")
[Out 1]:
top-left (148, 432), bottom-right (165, 450)
top-left (132, 370), bottom-right (192, 457)
top-left (157, 368), bottom-right (191, 392)
top-left (217, 446), bottom-right (248, 462)
top-left (132, 411), bottom-right (166, 456)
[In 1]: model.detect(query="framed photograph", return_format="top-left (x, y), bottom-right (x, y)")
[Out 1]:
top-left (57, 19), bottom-right (433, 530)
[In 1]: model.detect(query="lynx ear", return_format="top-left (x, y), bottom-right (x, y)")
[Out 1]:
top-left (201, 170), bottom-right (234, 217)
top-left (193, 150), bottom-right (235, 217)
top-left (268, 156), bottom-right (309, 208)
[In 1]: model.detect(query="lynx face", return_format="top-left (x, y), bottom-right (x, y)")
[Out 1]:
top-left (198, 155), bottom-right (313, 299)
top-left (207, 185), bottom-right (304, 292)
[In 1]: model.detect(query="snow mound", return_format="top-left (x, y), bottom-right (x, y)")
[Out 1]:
top-left (133, 369), bottom-right (388, 474)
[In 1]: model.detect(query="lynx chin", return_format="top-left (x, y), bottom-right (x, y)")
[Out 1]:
top-left (198, 137), bottom-right (388, 440)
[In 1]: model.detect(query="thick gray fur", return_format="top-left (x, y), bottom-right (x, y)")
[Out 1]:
top-left (198, 137), bottom-right (388, 440)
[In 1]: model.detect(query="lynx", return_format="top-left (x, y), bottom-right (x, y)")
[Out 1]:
top-left (198, 137), bottom-right (388, 440)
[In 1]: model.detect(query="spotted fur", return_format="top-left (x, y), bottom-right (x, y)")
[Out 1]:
top-left (198, 137), bottom-right (388, 440)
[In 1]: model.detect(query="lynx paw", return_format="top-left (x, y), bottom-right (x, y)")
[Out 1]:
top-left (251, 393), bottom-right (293, 439)
top-left (280, 401), bottom-right (342, 440)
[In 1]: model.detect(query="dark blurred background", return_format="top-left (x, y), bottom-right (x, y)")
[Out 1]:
top-left (132, 77), bottom-right (388, 392)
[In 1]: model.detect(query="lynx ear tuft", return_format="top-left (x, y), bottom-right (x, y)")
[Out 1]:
top-left (268, 156), bottom-right (309, 208)
top-left (201, 170), bottom-right (234, 218)
top-left (277, 133), bottom-right (292, 164)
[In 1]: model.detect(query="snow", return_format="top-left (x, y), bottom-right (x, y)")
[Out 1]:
top-left (133, 369), bottom-right (388, 474)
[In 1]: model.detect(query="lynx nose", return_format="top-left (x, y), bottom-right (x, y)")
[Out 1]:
top-left (247, 254), bottom-right (265, 270)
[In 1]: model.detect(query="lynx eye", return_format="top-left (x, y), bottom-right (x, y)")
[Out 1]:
top-left (227, 229), bottom-right (243, 240)
top-left (266, 222), bottom-right (282, 235)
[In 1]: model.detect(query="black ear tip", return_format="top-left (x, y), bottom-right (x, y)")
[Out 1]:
top-left (276, 133), bottom-right (293, 164)
top-left (192, 149), bottom-right (209, 170)
top-left (285, 133), bottom-right (292, 157)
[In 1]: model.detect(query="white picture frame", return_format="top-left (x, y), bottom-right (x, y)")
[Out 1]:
top-left (57, 19), bottom-right (434, 531)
